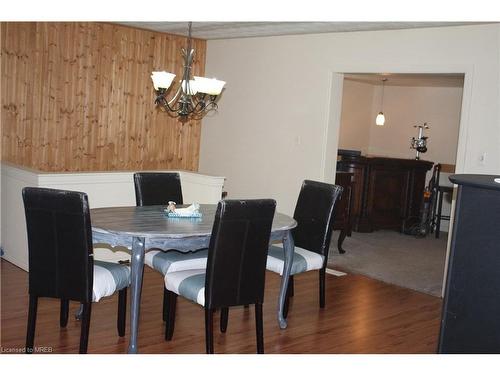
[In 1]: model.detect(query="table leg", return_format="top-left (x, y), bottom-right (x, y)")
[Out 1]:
top-left (75, 304), bottom-right (83, 320)
top-left (278, 230), bottom-right (294, 329)
top-left (128, 236), bottom-right (145, 354)
top-left (337, 229), bottom-right (347, 254)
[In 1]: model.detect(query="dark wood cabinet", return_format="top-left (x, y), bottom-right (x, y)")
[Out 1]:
top-left (438, 174), bottom-right (500, 353)
top-left (333, 171), bottom-right (354, 253)
top-left (337, 155), bottom-right (433, 233)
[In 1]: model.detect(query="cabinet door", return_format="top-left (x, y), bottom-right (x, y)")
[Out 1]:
top-left (367, 167), bottom-right (410, 230)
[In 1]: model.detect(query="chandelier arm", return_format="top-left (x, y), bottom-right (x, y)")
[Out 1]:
top-left (158, 97), bottom-right (182, 118)
top-left (188, 91), bottom-right (199, 106)
top-left (191, 99), bottom-right (207, 113)
top-left (158, 91), bottom-right (218, 118)
top-left (198, 103), bottom-right (218, 116)
top-left (166, 85), bottom-right (184, 107)
top-left (179, 98), bottom-right (201, 117)
top-left (193, 100), bottom-right (219, 120)
top-left (176, 97), bottom-right (216, 118)
top-left (157, 92), bottom-right (184, 115)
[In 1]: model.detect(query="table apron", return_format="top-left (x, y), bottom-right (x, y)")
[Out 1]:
top-left (269, 229), bottom-right (288, 243)
top-left (92, 231), bottom-right (210, 252)
top-left (93, 229), bottom-right (289, 252)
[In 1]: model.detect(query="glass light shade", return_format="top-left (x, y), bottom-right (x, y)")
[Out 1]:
top-left (151, 71), bottom-right (176, 90)
top-left (194, 76), bottom-right (226, 95)
top-left (375, 112), bottom-right (385, 126)
top-left (181, 79), bottom-right (198, 95)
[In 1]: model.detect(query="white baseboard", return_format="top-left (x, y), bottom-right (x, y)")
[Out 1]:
top-left (326, 268), bottom-right (347, 277)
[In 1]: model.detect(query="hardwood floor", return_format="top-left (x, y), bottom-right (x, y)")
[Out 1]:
top-left (0, 259), bottom-right (442, 354)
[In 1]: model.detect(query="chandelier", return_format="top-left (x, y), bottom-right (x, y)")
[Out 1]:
top-left (151, 22), bottom-right (226, 120)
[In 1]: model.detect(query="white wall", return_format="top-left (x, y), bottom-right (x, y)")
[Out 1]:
top-left (367, 84), bottom-right (463, 163)
top-left (339, 79), bottom-right (463, 164)
top-left (200, 24), bottom-right (500, 216)
top-left (338, 79), bottom-right (374, 153)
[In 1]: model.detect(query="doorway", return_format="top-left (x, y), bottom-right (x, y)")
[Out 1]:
top-left (325, 71), bottom-right (468, 297)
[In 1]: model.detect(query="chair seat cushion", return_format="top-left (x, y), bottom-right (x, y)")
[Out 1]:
top-left (93, 260), bottom-right (131, 302)
top-left (164, 269), bottom-right (206, 306)
top-left (266, 245), bottom-right (325, 276)
top-left (145, 249), bottom-right (208, 275)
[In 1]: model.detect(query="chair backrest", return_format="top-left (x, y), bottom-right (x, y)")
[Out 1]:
top-left (133, 172), bottom-right (183, 206)
top-left (292, 180), bottom-right (343, 258)
top-left (22, 187), bottom-right (94, 303)
top-left (204, 199), bottom-right (276, 309)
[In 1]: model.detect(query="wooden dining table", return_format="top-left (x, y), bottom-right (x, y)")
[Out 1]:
top-left (90, 204), bottom-right (297, 353)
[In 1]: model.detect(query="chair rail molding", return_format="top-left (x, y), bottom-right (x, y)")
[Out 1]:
top-left (0, 162), bottom-right (225, 271)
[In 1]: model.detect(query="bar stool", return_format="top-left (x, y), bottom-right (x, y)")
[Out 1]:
top-left (431, 163), bottom-right (455, 239)
top-left (435, 185), bottom-right (453, 238)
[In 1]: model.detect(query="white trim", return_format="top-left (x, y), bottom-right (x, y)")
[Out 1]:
top-left (326, 268), bottom-right (347, 277)
top-left (179, 171), bottom-right (226, 187)
top-left (0, 162), bottom-right (225, 187)
top-left (321, 72), bottom-right (344, 184)
top-left (319, 72), bottom-right (334, 182)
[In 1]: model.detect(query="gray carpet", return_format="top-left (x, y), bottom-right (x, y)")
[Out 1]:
top-left (328, 230), bottom-right (448, 297)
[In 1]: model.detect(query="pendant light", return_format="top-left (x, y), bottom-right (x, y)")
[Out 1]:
top-left (151, 22), bottom-right (226, 121)
top-left (376, 78), bottom-right (388, 126)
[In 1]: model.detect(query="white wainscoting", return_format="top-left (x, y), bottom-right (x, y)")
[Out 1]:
top-left (0, 162), bottom-right (225, 271)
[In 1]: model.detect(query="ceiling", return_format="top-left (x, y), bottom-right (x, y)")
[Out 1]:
top-left (344, 73), bottom-right (465, 87)
top-left (119, 22), bottom-right (486, 40)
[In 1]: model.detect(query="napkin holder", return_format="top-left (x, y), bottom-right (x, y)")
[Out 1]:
top-left (165, 202), bottom-right (202, 218)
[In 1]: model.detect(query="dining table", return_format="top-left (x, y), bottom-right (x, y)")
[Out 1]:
top-left (90, 203), bottom-right (297, 354)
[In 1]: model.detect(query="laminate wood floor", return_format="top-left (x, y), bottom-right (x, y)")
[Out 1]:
top-left (0, 259), bottom-right (442, 354)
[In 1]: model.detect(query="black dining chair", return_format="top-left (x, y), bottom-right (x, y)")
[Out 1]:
top-left (266, 180), bottom-right (343, 317)
top-left (163, 199), bottom-right (276, 354)
top-left (133, 172), bottom-right (183, 207)
top-left (133, 172), bottom-right (209, 321)
top-left (22, 187), bottom-right (130, 354)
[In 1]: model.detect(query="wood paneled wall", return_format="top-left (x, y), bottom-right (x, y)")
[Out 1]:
top-left (1, 22), bottom-right (206, 172)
